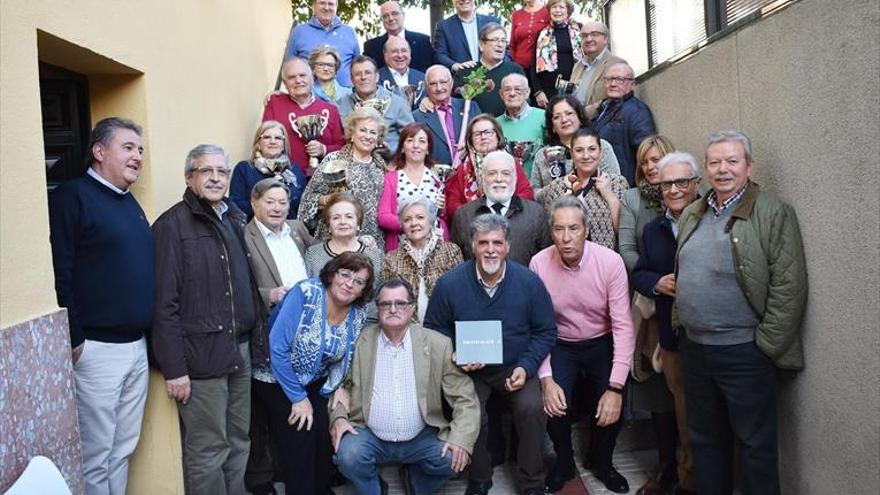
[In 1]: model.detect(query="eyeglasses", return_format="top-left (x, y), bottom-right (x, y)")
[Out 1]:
top-left (581, 31), bottom-right (607, 39)
top-left (336, 269), bottom-right (367, 288)
top-left (194, 167), bottom-right (231, 178)
top-left (471, 129), bottom-right (496, 138)
top-left (659, 177), bottom-right (699, 191)
top-left (376, 300), bottom-right (413, 310)
top-left (551, 110), bottom-right (577, 122)
top-left (260, 135), bottom-right (285, 141)
top-left (604, 76), bottom-right (634, 84)
top-left (501, 86), bottom-right (528, 95)
top-left (482, 37), bottom-right (508, 46)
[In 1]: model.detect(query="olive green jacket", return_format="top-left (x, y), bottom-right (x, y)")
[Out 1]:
top-left (674, 182), bottom-right (808, 370)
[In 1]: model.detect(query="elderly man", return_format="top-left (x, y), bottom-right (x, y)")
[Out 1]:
top-left (331, 278), bottom-right (480, 495)
top-left (451, 150), bottom-right (550, 266)
top-left (497, 73), bottom-right (545, 177)
top-left (530, 196), bottom-right (635, 494)
top-left (453, 23), bottom-right (525, 117)
top-left (569, 21), bottom-right (625, 118)
top-left (285, 0), bottom-right (360, 87)
top-left (337, 55), bottom-right (414, 153)
top-left (365, 1), bottom-right (434, 73)
top-left (425, 214), bottom-right (556, 495)
top-left (434, 0), bottom-right (502, 72)
top-left (152, 145), bottom-right (264, 495)
top-left (675, 131), bottom-right (807, 495)
top-left (378, 36), bottom-right (426, 109)
top-left (631, 152), bottom-right (702, 495)
top-left (414, 65), bottom-right (482, 165)
top-left (48, 117), bottom-right (152, 495)
top-left (592, 62), bottom-right (657, 186)
top-left (263, 57), bottom-right (345, 177)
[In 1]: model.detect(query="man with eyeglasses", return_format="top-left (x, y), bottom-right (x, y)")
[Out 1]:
top-left (331, 278), bottom-right (480, 495)
top-left (152, 144), bottom-right (264, 495)
top-left (434, 0), bottom-right (502, 72)
top-left (631, 152), bottom-right (702, 495)
top-left (592, 62), bottom-right (657, 186)
top-left (452, 23), bottom-right (525, 117)
top-left (569, 21), bottom-right (625, 118)
top-left (285, 0), bottom-right (359, 87)
top-left (497, 73), bottom-right (545, 177)
top-left (364, 1), bottom-right (435, 73)
top-left (414, 65), bottom-right (482, 165)
top-left (674, 131), bottom-right (807, 495)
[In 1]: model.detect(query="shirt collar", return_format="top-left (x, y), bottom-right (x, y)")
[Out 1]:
top-left (557, 241), bottom-right (589, 271)
top-left (379, 326), bottom-right (411, 350)
top-left (486, 197), bottom-right (511, 210)
top-left (707, 182), bottom-right (749, 216)
top-left (292, 93), bottom-right (316, 108)
top-left (505, 104), bottom-right (532, 121)
top-left (212, 201), bottom-right (228, 220)
top-left (87, 167), bottom-right (129, 195)
top-left (255, 219), bottom-right (291, 239)
top-left (482, 59), bottom-right (504, 71)
top-left (585, 47), bottom-right (610, 67)
top-left (459, 15), bottom-right (476, 24)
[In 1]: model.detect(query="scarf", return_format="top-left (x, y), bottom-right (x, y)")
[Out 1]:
top-left (253, 152), bottom-right (300, 189)
top-left (461, 151), bottom-right (487, 203)
top-left (637, 179), bottom-right (664, 213)
top-left (534, 21), bottom-right (582, 74)
top-left (400, 229), bottom-right (441, 272)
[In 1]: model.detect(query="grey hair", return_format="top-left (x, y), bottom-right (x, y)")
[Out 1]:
top-left (607, 61), bottom-right (635, 78)
top-left (549, 195), bottom-right (589, 229)
top-left (425, 64), bottom-right (451, 82)
top-left (657, 151), bottom-right (701, 179)
top-left (250, 177), bottom-right (290, 202)
top-left (482, 150), bottom-right (516, 173)
top-left (375, 277), bottom-right (416, 304)
top-left (706, 130), bottom-right (753, 162)
top-left (282, 56), bottom-right (313, 78)
top-left (184, 144), bottom-right (228, 175)
top-left (397, 195), bottom-right (438, 227)
top-left (500, 72), bottom-right (529, 88)
top-left (87, 117), bottom-right (142, 166)
top-left (469, 213), bottom-right (510, 241)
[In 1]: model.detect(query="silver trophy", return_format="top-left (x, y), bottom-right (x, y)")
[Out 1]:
top-left (399, 82), bottom-right (425, 108)
top-left (322, 159), bottom-right (349, 193)
top-left (555, 74), bottom-right (578, 96)
top-left (507, 141), bottom-right (536, 164)
top-left (543, 145), bottom-right (568, 179)
top-left (432, 163), bottom-right (454, 183)
top-left (291, 109), bottom-right (330, 169)
top-left (357, 95), bottom-right (392, 115)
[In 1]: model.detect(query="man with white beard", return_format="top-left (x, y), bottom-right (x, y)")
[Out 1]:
top-left (424, 212), bottom-right (557, 495)
top-left (450, 150), bottom-right (551, 265)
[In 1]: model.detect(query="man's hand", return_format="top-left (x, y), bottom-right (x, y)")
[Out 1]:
top-left (541, 377), bottom-right (567, 417)
top-left (505, 367), bottom-right (527, 392)
top-left (595, 386), bottom-right (623, 427)
top-left (452, 61), bottom-right (478, 73)
top-left (654, 274), bottom-right (676, 297)
top-left (451, 353), bottom-right (485, 373)
top-left (289, 397), bottom-right (314, 431)
top-left (330, 387), bottom-right (351, 413)
top-left (264, 89), bottom-right (284, 105)
top-left (269, 286), bottom-right (290, 304)
top-left (330, 418), bottom-right (358, 452)
top-left (418, 97), bottom-right (436, 113)
top-left (166, 375), bottom-right (192, 403)
top-left (441, 441), bottom-right (470, 473)
top-left (535, 91), bottom-right (549, 108)
top-left (72, 343), bottom-right (85, 365)
top-left (305, 140), bottom-right (326, 158)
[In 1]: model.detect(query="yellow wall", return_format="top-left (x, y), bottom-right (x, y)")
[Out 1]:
top-left (0, 0), bottom-right (292, 328)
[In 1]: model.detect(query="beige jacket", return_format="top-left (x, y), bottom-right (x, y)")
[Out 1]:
top-left (244, 218), bottom-right (314, 310)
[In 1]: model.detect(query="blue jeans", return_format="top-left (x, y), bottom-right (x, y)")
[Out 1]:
top-left (334, 426), bottom-right (454, 495)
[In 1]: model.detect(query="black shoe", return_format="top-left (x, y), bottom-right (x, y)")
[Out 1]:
top-left (595, 467), bottom-right (630, 494)
top-left (523, 489), bottom-right (550, 495)
top-left (249, 482), bottom-right (277, 495)
top-left (672, 485), bottom-right (697, 495)
top-left (464, 480), bottom-right (493, 495)
top-left (544, 467), bottom-right (576, 493)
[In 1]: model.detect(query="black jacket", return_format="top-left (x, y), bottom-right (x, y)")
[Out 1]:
top-left (632, 214), bottom-right (678, 351)
top-left (592, 92), bottom-right (656, 186)
top-left (363, 29), bottom-right (435, 73)
top-left (151, 189), bottom-right (267, 379)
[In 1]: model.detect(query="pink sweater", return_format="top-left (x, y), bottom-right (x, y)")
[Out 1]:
top-left (529, 242), bottom-right (634, 385)
top-left (377, 170), bottom-right (450, 251)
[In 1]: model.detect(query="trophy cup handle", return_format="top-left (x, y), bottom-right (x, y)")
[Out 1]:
top-left (319, 108), bottom-right (330, 133)
top-left (289, 113), bottom-right (303, 139)
top-left (382, 80), bottom-right (394, 92)
top-left (415, 81), bottom-right (425, 102)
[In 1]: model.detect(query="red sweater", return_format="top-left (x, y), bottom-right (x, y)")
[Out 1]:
top-left (510, 7), bottom-right (550, 70)
top-left (262, 95), bottom-right (344, 175)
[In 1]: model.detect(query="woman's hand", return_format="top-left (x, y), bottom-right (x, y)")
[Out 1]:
top-left (594, 171), bottom-right (613, 198)
top-left (269, 286), bottom-right (290, 304)
top-left (535, 91), bottom-right (549, 108)
top-left (288, 397), bottom-right (314, 431)
top-left (434, 193), bottom-right (446, 212)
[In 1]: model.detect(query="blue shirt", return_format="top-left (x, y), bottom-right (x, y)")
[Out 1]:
top-left (286, 16), bottom-right (361, 88)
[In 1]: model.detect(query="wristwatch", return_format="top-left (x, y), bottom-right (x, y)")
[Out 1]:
top-left (606, 384), bottom-right (624, 394)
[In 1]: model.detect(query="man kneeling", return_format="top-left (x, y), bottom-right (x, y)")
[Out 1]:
top-left (331, 278), bottom-right (480, 494)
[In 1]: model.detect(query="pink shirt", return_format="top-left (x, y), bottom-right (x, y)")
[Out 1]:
top-left (530, 242), bottom-right (634, 385)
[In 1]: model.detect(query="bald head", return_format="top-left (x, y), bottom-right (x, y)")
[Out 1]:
top-left (380, 1), bottom-right (405, 35)
top-left (580, 21), bottom-right (610, 60)
top-left (384, 36), bottom-right (411, 72)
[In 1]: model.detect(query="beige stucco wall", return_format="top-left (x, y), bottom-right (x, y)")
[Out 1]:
top-left (637, 0), bottom-right (880, 492)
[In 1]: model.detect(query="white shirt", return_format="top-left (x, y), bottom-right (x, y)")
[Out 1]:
top-left (255, 220), bottom-right (308, 288)
top-left (367, 329), bottom-right (425, 442)
top-left (486, 198), bottom-right (512, 217)
top-left (391, 68), bottom-right (410, 88)
top-left (87, 167), bottom-right (128, 195)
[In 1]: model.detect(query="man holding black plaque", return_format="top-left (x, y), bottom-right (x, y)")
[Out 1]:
top-left (424, 214), bottom-right (557, 495)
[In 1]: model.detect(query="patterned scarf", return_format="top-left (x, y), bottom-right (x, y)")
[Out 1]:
top-left (253, 152), bottom-right (299, 189)
top-left (637, 179), bottom-right (664, 212)
top-left (534, 21), bottom-right (582, 73)
top-left (461, 151), bottom-right (487, 203)
top-left (400, 229), bottom-right (441, 272)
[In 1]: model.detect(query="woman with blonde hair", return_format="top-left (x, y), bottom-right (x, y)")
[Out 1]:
top-left (309, 44), bottom-right (352, 103)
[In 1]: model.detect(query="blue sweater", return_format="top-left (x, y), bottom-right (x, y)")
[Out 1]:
top-left (423, 260), bottom-right (557, 377)
top-left (229, 160), bottom-right (305, 221)
top-left (48, 174), bottom-right (154, 347)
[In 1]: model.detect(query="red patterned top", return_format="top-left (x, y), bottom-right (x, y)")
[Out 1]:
top-left (510, 6), bottom-right (551, 70)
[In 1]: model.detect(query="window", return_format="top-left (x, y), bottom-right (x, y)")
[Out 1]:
top-left (647, 0), bottom-right (706, 67)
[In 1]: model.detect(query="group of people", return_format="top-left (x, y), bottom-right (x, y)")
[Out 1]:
top-left (47, 1), bottom-right (809, 495)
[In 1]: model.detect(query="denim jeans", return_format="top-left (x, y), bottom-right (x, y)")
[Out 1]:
top-left (335, 426), bottom-right (454, 495)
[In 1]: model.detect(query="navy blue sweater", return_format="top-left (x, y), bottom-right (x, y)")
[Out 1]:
top-left (423, 260), bottom-right (557, 377)
top-left (632, 215), bottom-right (678, 351)
top-left (49, 174), bottom-right (154, 347)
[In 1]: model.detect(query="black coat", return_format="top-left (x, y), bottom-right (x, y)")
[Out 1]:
top-left (592, 92), bottom-right (656, 186)
top-left (632, 214), bottom-right (679, 351)
top-left (364, 29), bottom-right (435, 73)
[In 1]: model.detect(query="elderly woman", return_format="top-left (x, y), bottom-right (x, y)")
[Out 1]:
top-left (539, 127), bottom-right (628, 249)
top-left (243, 178), bottom-right (314, 495)
top-left (298, 106), bottom-right (387, 251)
top-left (531, 95), bottom-right (619, 201)
top-left (530, 0), bottom-right (580, 108)
top-left (631, 152), bottom-right (702, 495)
top-left (268, 251), bottom-right (373, 494)
top-left (444, 114), bottom-right (535, 220)
top-left (380, 196), bottom-right (463, 323)
top-left (378, 123), bottom-right (449, 252)
top-left (310, 44), bottom-right (352, 103)
top-left (230, 120), bottom-right (306, 220)
top-left (619, 135), bottom-right (676, 271)
top-left (510, 0), bottom-right (549, 73)
top-left (304, 193), bottom-right (384, 279)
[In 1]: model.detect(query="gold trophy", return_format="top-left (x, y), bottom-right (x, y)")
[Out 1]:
top-left (357, 95), bottom-right (392, 115)
top-left (555, 74), bottom-right (578, 96)
top-left (323, 159), bottom-right (349, 193)
top-left (291, 109), bottom-right (330, 169)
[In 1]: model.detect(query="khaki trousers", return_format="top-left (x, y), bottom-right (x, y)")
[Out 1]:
top-left (660, 348), bottom-right (696, 491)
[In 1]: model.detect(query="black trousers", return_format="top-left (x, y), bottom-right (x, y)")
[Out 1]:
top-left (681, 337), bottom-right (780, 495)
top-left (254, 379), bottom-right (332, 495)
top-left (245, 379), bottom-right (280, 491)
top-left (546, 335), bottom-right (623, 475)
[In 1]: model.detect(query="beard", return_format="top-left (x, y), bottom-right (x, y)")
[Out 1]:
top-left (480, 257), bottom-right (502, 275)
top-left (485, 187), bottom-right (513, 204)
